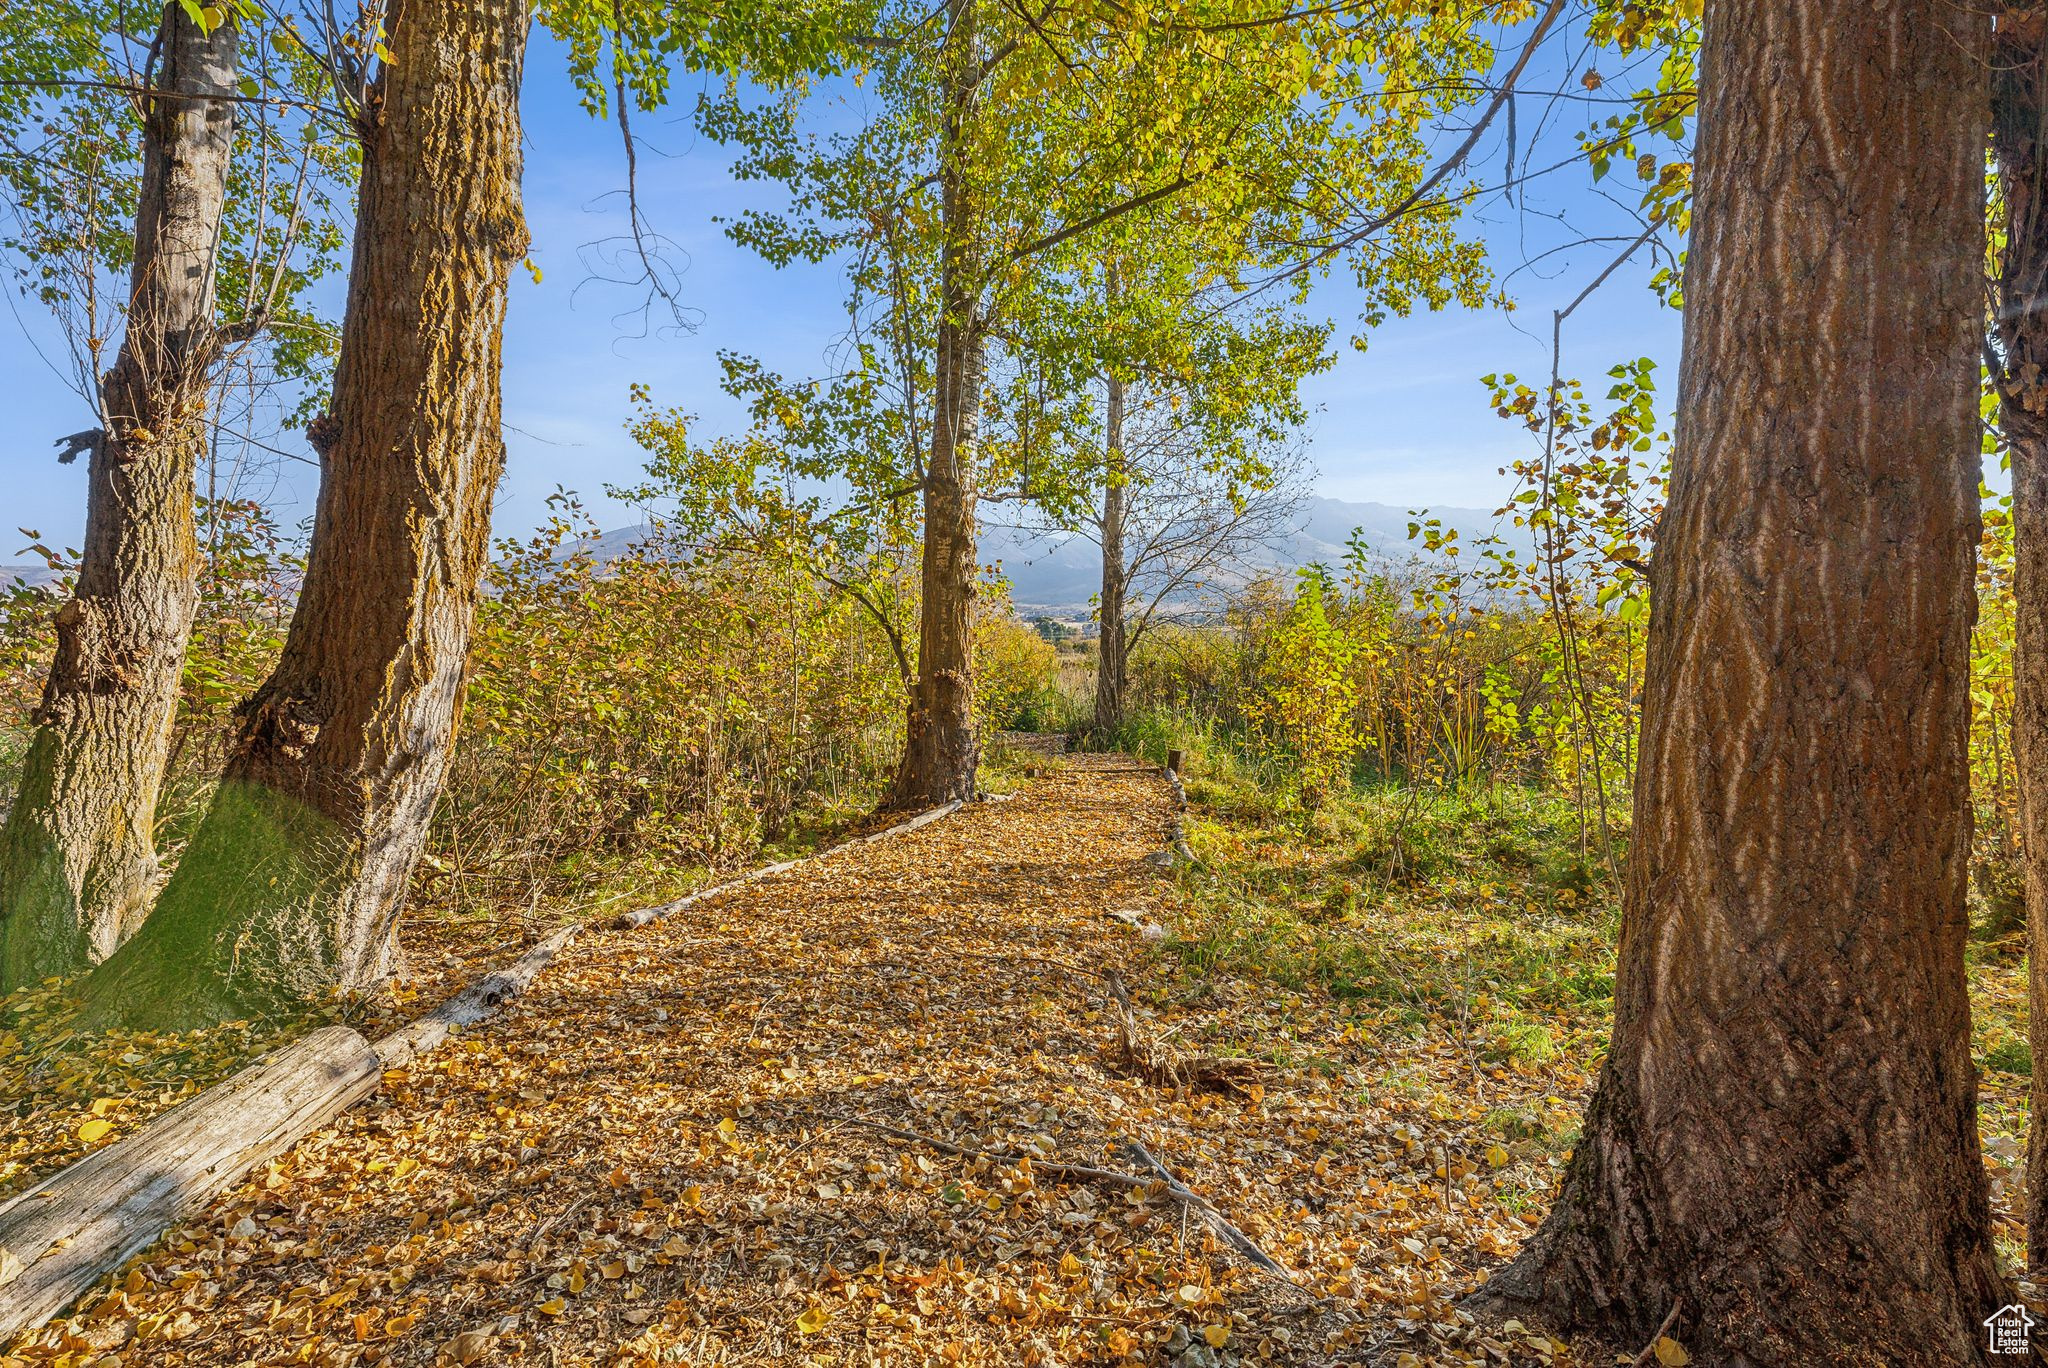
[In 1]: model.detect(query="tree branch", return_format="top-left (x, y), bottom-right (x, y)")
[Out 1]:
top-left (1007, 169), bottom-right (1206, 264)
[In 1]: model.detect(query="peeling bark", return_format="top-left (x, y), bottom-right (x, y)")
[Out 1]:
top-left (75, 0), bottom-right (531, 1029)
top-left (1474, 0), bottom-right (2007, 1361)
top-left (0, 5), bottom-right (239, 989)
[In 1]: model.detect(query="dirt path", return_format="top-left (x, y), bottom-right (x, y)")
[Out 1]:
top-left (11, 758), bottom-right (1562, 1368)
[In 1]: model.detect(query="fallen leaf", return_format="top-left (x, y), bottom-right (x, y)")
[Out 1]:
top-left (446, 1329), bottom-right (493, 1364)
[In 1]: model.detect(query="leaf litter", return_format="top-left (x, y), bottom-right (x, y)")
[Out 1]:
top-left (3, 756), bottom-right (1607, 1368)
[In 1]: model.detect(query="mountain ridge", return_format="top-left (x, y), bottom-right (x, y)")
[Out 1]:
top-left (0, 496), bottom-right (1522, 615)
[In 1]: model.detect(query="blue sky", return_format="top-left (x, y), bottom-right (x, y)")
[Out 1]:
top-left (1, 22), bottom-right (1683, 553)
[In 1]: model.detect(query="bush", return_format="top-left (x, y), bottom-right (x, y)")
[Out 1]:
top-left (974, 610), bottom-right (1061, 732)
top-left (432, 507), bottom-right (907, 903)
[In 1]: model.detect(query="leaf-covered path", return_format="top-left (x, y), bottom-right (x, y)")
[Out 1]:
top-left (11, 757), bottom-right (1574, 1368)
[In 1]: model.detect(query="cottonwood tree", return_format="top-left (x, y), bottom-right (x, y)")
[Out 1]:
top-left (1475, 0), bottom-right (2007, 1359)
top-left (1000, 232), bottom-right (1329, 734)
top-left (68, 0), bottom-right (856, 1028)
top-left (708, 0), bottom-right (1517, 807)
top-left (1077, 385), bottom-right (1312, 733)
top-left (994, 296), bottom-right (1324, 732)
top-left (0, 1), bottom-right (346, 989)
top-left (74, 0), bottom-right (535, 1027)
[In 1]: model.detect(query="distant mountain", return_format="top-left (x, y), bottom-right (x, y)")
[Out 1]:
top-left (0, 565), bottom-right (65, 592)
top-left (986, 496), bottom-right (1525, 614)
top-left (562, 495), bottom-right (1525, 617)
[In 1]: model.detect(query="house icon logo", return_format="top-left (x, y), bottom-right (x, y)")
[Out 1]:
top-left (1987, 1303), bottom-right (2036, 1355)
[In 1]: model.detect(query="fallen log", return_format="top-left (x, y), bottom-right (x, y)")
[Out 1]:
top-left (374, 919), bottom-right (584, 1069)
top-left (614, 858), bottom-right (802, 930)
top-left (845, 799), bottom-right (962, 846)
top-left (0, 1025), bottom-right (381, 1342)
top-left (1, 797), bottom-right (971, 1342)
top-left (615, 799), bottom-right (962, 930)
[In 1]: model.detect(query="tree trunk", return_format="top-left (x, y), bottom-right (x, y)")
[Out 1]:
top-left (887, 0), bottom-right (982, 810)
top-left (1474, 0), bottom-right (2005, 1361)
top-left (74, 0), bottom-right (531, 1030)
top-left (0, 5), bottom-right (237, 990)
top-left (1093, 375), bottom-right (1129, 734)
top-left (1995, 6), bottom-right (2048, 1276)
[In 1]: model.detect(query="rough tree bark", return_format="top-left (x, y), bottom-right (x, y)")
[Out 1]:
top-left (1472, 0), bottom-right (2007, 1361)
top-left (887, 0), bottom-right (983, 809)
top-left (74, 0), bottom-right (531, 1029)
top-left (0, 5), bottom-right (239, 990)
top-left (1093, 375), bottom-right (1129, 734)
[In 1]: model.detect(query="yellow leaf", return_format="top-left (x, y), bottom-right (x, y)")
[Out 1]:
top-left (77, 1118), bottom-right (113, 1144)
top-left (537, 1297), bottom-right (566, 1317)
top-left (1485, 1144), bottom-right (1510, 1168)
top-left (1654, 1337), bottom-right (1690, 1366)
top-left (795, 1307), bottom-right (830, 1334)
top-left (1203, 1323), bottom-right (1230, 1348)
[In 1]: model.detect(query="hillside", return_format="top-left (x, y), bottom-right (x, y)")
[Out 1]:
top-left (562, 496), bottom-right (1522, 617)
top-left (984, 495), bottom-right (1521, 613)
top-left (5, 497), bottom-right (1519, 616)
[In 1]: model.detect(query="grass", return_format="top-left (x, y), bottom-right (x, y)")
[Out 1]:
top-left (1130, 709), bottom-right (2041, 1254)
top-left (1156, 753), bottom-right (1621, 1072)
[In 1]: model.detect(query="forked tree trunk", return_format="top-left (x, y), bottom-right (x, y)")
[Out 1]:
top-left (1995, 6), bottom-right (2048, 1275)
top-left (888, 0), bottom-right (983, 809)
top-left (1474, 0), bottom-right (2006, 1361)
top-left (0, 6), bottom-right (238, 990)
top-left (75, 0), bottom-right (530, 1029)
top-left (1093, 376), bottom-right (1129, 734)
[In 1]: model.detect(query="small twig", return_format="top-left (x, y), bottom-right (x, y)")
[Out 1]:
top-left (1121, 1138), bottom-right (1297, 1284)
top-left (745, 989), bottom-right (787, 1046)
top-left (1628, 1300), bottom-right (1685, 1368)
top-left (830, 1111), bottom-right (1313, 1295)
top-left (1100, 970), bottom-right (1267, 1095)
top-left (828, 1112), bottom-right (1153, 1190)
